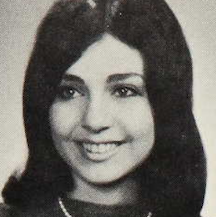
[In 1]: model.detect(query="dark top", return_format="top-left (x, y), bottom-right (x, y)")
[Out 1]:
top-left (0, 197), bottom-right (202, 217)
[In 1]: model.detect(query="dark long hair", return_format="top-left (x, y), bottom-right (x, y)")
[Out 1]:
top-left (3, 0), bottom-right (206, 216)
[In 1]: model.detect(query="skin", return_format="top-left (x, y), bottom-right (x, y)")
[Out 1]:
top-left (49, 34), bottom-right (155, 204)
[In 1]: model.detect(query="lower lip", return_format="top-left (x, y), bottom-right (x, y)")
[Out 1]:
top-left (80, 143), bottom-right (123, 162)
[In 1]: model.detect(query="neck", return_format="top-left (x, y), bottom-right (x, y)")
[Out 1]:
top-left (66, 174), bottom-right (140, 205)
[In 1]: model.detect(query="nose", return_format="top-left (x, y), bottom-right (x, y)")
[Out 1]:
top-left (81, 99), bottom-right (112, 134)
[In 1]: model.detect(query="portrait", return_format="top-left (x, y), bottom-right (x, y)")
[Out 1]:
top-left (0, 0), bottom-right (215, 217)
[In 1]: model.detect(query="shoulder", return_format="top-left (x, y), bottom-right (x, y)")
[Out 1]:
top-left (0, 203), bottom-right (26, 217)
top-left (0, 199), bottom-right (61, 217)
top-left (181, 213), bottom-right (202, 217)
top-left (0, 203), bottom-right (14, 217)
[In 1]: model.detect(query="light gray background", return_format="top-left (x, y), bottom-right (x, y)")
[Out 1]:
top-left (0, 1), bottom-right (215, 216)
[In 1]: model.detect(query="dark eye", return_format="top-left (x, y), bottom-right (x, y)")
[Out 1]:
top-left (113, 86), bottom-right (140, 98)
top-left (57, 86), bottom-right (83, 100)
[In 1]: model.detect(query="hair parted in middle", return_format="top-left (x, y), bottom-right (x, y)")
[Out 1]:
top-left (3, 0), bottom-right (206, 215)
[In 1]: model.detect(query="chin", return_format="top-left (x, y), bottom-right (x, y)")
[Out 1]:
top-left (81, 168), bottom-right (135, 187)
top-left (85, 174), bottom-right (122, 185)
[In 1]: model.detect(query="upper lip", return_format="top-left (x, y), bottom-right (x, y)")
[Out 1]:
top-left (75, 139), bottom-right (126, 145)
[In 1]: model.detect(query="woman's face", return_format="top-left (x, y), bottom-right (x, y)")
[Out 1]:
top-left (49, 34), bottom-right (154, 185)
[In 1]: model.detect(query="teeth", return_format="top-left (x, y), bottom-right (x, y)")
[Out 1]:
top-left (82, 143), bottom-right (118, 153)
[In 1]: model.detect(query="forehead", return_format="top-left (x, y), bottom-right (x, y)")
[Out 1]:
top-left (65, 34), bottom-right (144, 79)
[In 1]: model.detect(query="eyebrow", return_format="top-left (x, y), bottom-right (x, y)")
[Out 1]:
top-left (62, 74), bottom-right (85, 84)
top-left (106, 73), bottom-right (144, 83)
top-left (62, 72), bottom-right (144, 84)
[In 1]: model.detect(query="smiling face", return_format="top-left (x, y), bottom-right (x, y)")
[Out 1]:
top-left (49, 34), bottom-right (154, 185)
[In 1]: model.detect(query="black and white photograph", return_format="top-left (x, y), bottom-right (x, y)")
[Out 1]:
top-left (0, 0), bottom-right (215, 216)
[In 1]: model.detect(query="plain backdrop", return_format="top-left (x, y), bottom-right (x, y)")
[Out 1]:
top-left (0, 1), bottom-right (215, 216)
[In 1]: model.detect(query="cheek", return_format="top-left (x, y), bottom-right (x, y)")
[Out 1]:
top-left (116, 98), bottom-right (154, 165)
top-left (117, 98), bottom-right (154, 137)
top-left (49, 101), bottom-right (84, 137)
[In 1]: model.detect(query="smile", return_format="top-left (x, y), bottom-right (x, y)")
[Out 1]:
top-left (83, 143), bottom-right (118, 153)
top-left (76, 141), bottom-right (125, 162)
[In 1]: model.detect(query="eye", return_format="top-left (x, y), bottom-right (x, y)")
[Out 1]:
top-left (112, 86), bottom-right (141, 98)
top-left (57, 86), bottom-right (83, 100)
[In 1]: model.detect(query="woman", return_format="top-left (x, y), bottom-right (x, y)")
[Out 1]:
top-left (1, 0), bottom-right (206, 216)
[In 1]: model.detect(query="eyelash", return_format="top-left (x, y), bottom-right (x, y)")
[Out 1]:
top-left (57, 86), bottom-right (83, 100)
top-left (111, 85), bottom-right (142, 98)
top-left (56, 85), bottom-right (143, 100)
